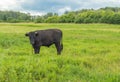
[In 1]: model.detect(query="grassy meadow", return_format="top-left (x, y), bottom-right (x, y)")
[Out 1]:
top-left (0, 23), bottom-right (120, 82)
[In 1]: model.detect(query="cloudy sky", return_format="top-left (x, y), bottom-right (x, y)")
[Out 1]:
top-left (0, 0), bottom-right (120, 15)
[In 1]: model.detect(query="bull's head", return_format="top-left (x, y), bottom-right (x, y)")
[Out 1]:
top-left (25, 32), bottom-right (38, 44)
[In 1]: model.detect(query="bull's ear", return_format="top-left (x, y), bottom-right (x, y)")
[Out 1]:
top-left (35, 32), bottom-right (38, 36)
top-left (25, 33), bottom-right (29, 36)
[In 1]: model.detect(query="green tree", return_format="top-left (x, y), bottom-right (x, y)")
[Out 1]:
top-left (59, 12), bottom-right (75, 23)
top-left (45, 16), bottom-right (59, 23)
top-left (34, 16), bottom-right (45, 23)
top-left (111, 13), bottom-right (120, 24)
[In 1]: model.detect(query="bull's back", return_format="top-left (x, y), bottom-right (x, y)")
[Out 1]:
top-left (46, 29), bottom-right (62, 41)
top-left (37, 29), bottom-right (62, 38)
top-left (36, 29), bottom-right (62, 45)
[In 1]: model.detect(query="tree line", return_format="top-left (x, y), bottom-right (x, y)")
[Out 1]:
top-left (0, 7), bottom-right (120, 24)
top-left (0, 11), bottom-right (31, 23)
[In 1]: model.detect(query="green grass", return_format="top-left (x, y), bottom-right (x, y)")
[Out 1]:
top-left (0, 23), bottom-right (120, 82)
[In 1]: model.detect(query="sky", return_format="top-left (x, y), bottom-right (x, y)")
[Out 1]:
top-left (0, 0), bottom-right (120, 15)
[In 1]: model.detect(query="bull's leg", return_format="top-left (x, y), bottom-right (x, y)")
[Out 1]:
top-left (33, 46), bottom-right (40, 54)
top-left (60, 43), bottom-right (63, 52)
top-left (55, 42), bottom-right (61, 55)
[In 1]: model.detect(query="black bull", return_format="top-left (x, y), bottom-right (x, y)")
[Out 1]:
top-left (25, 29), bottom-right (63, 55)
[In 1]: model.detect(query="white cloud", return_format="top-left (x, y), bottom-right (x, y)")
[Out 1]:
top-left (94, 0), bottom-right (120, 3)
top-left (0, 0), bottom-right (120, 15)
top-left (75, 0), bottom-right (120, 10)
top-left (21, 10), bottom-right (46, 16)
top-left (58, 6), bottom-right (71, 14)
top-left (0, 0), bottom-right (44, 15)
top-left (0, 0), bottom-right (22, 10)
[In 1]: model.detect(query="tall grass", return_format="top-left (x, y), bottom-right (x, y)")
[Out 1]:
top-left (0, 23), bottom-right (120, 82)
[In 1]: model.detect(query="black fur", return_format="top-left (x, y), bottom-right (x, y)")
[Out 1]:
top-left (25, 29), bottom-right (63, 55)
